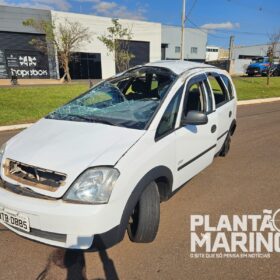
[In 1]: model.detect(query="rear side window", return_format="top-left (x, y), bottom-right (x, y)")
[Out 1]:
top-left (220, 75), bottom-right (234, 99)
top-left (207, 75), bottom-right (229, 107)
top-left (155, 86), bottom-right (183, 139)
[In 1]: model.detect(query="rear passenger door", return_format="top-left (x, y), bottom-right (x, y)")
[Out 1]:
top-left (206, 73), bottom-right (234, 153)
top-left (174, 74), bottom-right (218, 188)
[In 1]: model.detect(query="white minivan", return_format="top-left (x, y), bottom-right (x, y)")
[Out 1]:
top-left (0, 61), bottom-right (237, 250)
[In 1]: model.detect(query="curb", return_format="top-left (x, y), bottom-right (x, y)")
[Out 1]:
top-left (237, 97), bottom-right (280, 106)
top-left (0, 97), bottom-right (280, 132)
top-left (0, 123), bottom-right (33, 132)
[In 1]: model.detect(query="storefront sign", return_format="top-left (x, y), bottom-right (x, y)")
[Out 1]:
top-left (0, 50), bottom-right (8, 78)
top-left (5, 51), bottom-right (50, 79)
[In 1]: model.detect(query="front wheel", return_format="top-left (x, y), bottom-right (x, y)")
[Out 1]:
top-left (127, 181), bottom-right (160, 243)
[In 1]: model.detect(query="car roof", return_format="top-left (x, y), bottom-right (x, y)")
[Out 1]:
top-left (146, 60), bottom-right (216, 75)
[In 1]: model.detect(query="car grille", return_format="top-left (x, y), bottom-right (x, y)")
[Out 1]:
top-left (0, 177), bottom-right (57, 200)
top-left (3, 159), bottom-right (67, 192)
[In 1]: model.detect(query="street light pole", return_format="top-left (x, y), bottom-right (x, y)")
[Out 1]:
top-left (228, 35), bottom-right (235, 73)
top-left (180, 0), bottom-right (186, 60)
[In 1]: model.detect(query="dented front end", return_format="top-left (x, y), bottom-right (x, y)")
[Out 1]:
top-left (4, 159), bottom-right (66, 192)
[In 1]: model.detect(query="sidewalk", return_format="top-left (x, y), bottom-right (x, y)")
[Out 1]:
top-left (0, 79), bottom-right (63, 86)
top-left (0, 97), bottom-right (280, 132)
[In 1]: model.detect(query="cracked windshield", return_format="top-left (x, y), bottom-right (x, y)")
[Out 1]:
top-left (47, 67), bottom-right (176, 129)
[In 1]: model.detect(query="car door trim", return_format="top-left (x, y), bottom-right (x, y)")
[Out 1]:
top-left (177, 144), bottom-right (217, 171)
top-left (217, 130), bottom-right (229, 140)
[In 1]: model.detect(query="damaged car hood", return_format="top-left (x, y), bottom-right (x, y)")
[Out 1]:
top-left (2, 118), bottom-right (145, 198)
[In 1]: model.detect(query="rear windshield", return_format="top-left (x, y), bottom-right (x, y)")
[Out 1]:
top-left (46, 67), bottom-right (176, 130)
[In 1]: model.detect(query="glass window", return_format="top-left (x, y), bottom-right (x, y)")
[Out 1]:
top-left (220, 75), bottom-right (234, 99)
top-left (184, 81), bottom-right (206, 115)
top-left (207, 75), bottom-right (229, 107)
top-left (191, 47), bottom-right (198, 54)
top-left (175, 46), bottom-right (181, 53)
top-left (156, 86), bottom-right (183, 139)
top-left (47, 67), bottom-right (177, 130)
top-left (150, 73), bottom-right (175, 99)
top-left (203, 80), bottom-right (213, 113)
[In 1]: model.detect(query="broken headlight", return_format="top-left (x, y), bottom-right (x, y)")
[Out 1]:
top-left (63, 167), bottom-right (120, 204)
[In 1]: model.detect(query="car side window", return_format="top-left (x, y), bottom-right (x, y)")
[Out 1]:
top-left (183, 75), bottom-right (214, 117)
top-left (184, 82), bottom-right (205, 114)
top-left (207, 74), bottom-right (229, 107)
top-left (220, 75), bottom-right (234, 99)
top-left (155, 86), bottom-right (183, 139)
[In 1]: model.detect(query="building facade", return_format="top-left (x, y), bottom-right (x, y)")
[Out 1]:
top-left (161, 25), bottom-right (207, 62)
top-left (52, 11), bottom-right (161, 79)
top-left (0, 5), bottom-right (207, 80)
top-left (205, 46), bottom-right (219, 61)
top-left (0, 6), bottom-right (58, 79)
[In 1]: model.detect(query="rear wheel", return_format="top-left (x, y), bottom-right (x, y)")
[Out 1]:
top-left (127, 181), bottom-right (160, 243)
top-left (219, 133), bottom-right (231, 157)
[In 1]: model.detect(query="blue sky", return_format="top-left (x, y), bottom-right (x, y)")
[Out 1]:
top-left (0, 0), bottom-right (279, 47)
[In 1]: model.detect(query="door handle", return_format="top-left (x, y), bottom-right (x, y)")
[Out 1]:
top-left (211, 125), bottom-right (217, 133)
top-left (229, 111), bottom-right (232, 118)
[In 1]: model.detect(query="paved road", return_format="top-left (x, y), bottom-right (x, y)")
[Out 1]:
top-left (0, 102), bottom-right (280, 280)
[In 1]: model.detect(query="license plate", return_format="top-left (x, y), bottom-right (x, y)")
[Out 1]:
top-left (0, 210), bottom-right (30, 232)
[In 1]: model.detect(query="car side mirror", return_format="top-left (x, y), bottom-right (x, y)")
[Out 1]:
top-left (181, 111), bottom-right (208, 126)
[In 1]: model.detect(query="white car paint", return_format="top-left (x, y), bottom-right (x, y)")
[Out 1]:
top-left (3, 118), bottom-right (144, 198)
top-left (0, 61), bottom-right (237, 249)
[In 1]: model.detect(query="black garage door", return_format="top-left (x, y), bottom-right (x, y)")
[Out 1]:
top-left (61, 52), bottom-right (102, 80)
top-left (116, 40), bottom-right (150, 73)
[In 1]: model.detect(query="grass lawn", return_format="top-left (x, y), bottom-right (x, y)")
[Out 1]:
top-left (232, 76), bottom-right (280, 100)
top-left (0, 77), bottom-right (279, 126)
top-left (0, 84), bottom-right (88, 126)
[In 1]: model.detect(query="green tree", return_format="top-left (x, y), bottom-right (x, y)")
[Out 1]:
top-left (23, 18), bottom-right (91, 82)
top-left (266, 30), bottom-right (280, 86)
top-left (98, 19), bottom-right (134, 73)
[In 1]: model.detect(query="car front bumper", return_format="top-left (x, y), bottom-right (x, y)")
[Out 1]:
top-left (0, 179), bottom-right (122, 250)
top-left (247, 68), bottom-right (267, 75)
top-left (247, 68), bottom-right (260, 75)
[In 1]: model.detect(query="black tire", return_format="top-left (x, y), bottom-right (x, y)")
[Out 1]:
top-left (127, 181), bottom-right (160, 243)
top-left (219, 133), bottom-right (231, 157)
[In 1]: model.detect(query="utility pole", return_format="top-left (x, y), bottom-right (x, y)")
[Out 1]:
top-left (180, 0), bottom-right (186, 60)
top-left (228, 35), bottom-right (235, 74)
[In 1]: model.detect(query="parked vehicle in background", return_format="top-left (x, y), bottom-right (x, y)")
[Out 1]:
top-left (266, 64), bottom-right (280, 76)
top-left (246, 56), bottom-right (272, 76)
top-left (261, 63), bottom-right (280, 77)
top-left (0, 61), bottom-right (237, 250)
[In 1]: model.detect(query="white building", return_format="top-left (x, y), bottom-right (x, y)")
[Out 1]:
top-left (53, 11), bottom-right (162, 79)
top-left (206, 46), bottom-right (219, 61)
top-left (161, 25), bottom-right (207, 62)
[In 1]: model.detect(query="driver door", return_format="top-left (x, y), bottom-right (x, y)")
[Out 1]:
top-left (174, 74), bottom-right (218, 188)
